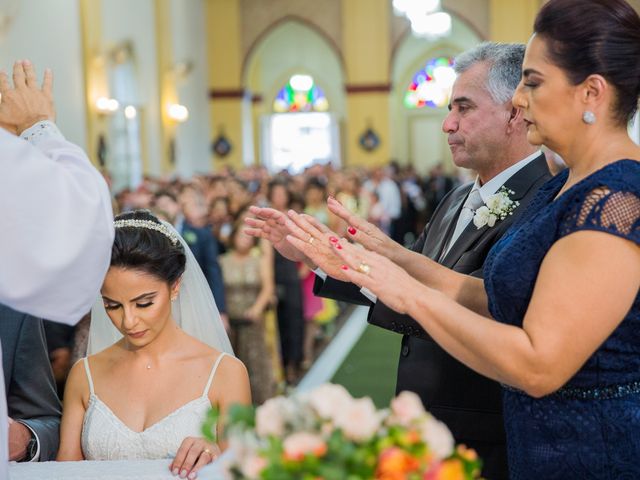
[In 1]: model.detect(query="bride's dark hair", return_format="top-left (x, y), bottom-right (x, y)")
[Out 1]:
top-left (111, 210), bottom-right (186, 285)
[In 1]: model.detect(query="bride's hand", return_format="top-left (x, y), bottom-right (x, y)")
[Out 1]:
top-left (170, 437), bottom-right (220, 479)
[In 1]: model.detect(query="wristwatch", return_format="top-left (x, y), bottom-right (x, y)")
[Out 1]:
top-left (24, 435), bottom-right (38, 462)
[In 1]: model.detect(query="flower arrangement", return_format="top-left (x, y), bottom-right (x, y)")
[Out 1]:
top-left (203, 384), bottom-right (481, 480)
top-left (473, 186), bottom-right (519, 229)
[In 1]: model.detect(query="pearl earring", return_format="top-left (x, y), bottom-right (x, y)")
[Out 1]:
top-left (582, 111), bottom-right (596, 125)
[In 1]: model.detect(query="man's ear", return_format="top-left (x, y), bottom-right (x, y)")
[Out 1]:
top-left (506, 105), bottom-right (524, 132)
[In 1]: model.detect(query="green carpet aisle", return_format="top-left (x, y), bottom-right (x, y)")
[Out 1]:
top-left (330, 324), bottom-right (402, 408)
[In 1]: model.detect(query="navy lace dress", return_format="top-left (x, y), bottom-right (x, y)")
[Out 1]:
top-left (484, 160), bottom-right (640, 479)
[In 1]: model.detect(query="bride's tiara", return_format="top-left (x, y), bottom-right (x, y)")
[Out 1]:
top-left (114, 219), bottom-right (179, 245)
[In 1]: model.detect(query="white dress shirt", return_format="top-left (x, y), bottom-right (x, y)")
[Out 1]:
top-left (0, 122), bottom-right (114, 473)
top-left (440, 150), bottom-right (542, 258)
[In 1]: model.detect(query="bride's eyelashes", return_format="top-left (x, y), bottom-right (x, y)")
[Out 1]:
top-left (103, 302), bottom-right (154, 310)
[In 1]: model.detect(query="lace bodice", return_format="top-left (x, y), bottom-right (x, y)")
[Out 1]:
top-left (81, 353), bottom-right (226, 460)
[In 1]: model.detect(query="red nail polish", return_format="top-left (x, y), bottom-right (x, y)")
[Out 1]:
top-left (341, 265), bottom-right (348, 270)
top-left (329, 236), bottom-right (338, 243)
top-left (347, 226), bottom-right (356, 235)
top-left (336, 244), bottom-right (343, 250)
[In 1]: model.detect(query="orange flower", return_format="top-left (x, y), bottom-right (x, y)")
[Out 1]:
top-left (424, 459), bottom-right (465, 480)
top-left (456, 445), bottom-right (478, 461)
top-left (376, 447), bottom-right (421, 480)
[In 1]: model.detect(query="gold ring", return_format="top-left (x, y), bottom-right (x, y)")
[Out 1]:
top-left (357, 262), bottom-right (371, 275)
top-left (308, 236), bottom-right (315, 245)
top-left (202, 448), bottom-right (212, 457)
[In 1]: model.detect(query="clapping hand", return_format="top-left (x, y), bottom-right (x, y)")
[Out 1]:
top-left (284, 210), bottom-right (351, 282)
top-left (327, 196), bottom-right (400, 260)
top-left (329, 238), bottom-right (425, 315)
top-left (170, 437), bottom-right (220, 479)
top-left (0, 60), bottom-right (55, 135)
top-left (244, 206), bottom-right (309, 263)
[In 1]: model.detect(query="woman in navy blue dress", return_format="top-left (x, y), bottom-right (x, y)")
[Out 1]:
top-left (328, 0), bottom-right (640, 478)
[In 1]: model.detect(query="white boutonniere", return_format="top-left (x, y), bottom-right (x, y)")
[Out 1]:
top-left (473, 187), bottom-right (520, 229)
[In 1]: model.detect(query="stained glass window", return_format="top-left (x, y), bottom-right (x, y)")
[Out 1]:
top-left (273, 75), bottom-right (329, 113)
top-left (404, 56), bottom-right (456, 109)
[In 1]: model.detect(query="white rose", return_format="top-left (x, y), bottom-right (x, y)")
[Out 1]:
top-left (334, 397), bottom-right (381, 442)
top-left (389, 391), bottom-right (426, 427)
top-left (421, 416), bottom-right (455, 460)
top-left (255, 396), bottom-right (287, 437)
top-left (487, 213), bottom-right (498, 227)
top-left (473, 206), bottom-right (490, 228)
top-left (485, 193), bottom-right (501, 211)
top-left (306, 383), bottom-right (354, 422)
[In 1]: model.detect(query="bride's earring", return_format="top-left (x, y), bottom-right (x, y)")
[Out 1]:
top-left (582, 111), bottom-right (596, 125)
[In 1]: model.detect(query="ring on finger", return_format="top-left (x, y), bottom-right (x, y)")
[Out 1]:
top-left (308, 235), bottom-right (315, 245)
top-left (357, 262), bottom-right (371, 275)
top-left (202, 448), bottom-right (213, 458)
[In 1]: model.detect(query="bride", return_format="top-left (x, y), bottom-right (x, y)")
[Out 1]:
top-left (57, 210), bottom-right (251, 480)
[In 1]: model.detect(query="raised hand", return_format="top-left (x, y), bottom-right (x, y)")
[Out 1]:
top-left (244, 206), bottom-right (308, 263)
top-left (0, 60), bottom-right (55, 135)
top-left (329, 238), bottom-right (426, 315)
top-left (284, 210), bottom-right (351, 282)
top-left (327, 196), bottom-right (401, 261)
top-left (170, 437), bottom-right (220, 479)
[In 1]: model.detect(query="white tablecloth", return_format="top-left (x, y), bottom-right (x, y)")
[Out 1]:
top-left (8, 459), bottom-right (226, 480)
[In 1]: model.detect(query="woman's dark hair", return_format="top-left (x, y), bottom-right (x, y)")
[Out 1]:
top-left (534, 0), bottom-right (640, 125)
top-left (111, 210), bottom-right (186, 285)
top-left (267, 178), bottom-right (291, 204)
top-left (304, 176), bottom-right (327, 194)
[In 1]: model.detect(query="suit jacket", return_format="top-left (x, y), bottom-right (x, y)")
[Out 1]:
top-left (181, 221), bottom-right (227, 314)
top-left (1, 304), bottom-right (62, 461)
top-left (315, 155), bottom-right (551, 479)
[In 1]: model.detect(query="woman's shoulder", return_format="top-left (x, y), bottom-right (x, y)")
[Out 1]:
top-left (588, 159), bottom-right (640, 190)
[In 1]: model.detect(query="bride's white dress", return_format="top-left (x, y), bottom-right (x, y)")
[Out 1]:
top-left (80, 353), bottom-right (226, 460)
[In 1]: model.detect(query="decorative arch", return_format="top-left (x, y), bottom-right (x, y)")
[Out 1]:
top-left (242, 15), bottom-right (345, 86)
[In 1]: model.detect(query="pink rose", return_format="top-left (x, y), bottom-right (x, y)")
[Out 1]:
top-left (390, 391), bottom-right (426, 427)
top-left (240, 454), bottom-right (268, 478)
top-left (306, 383), bottom-right (353, 422)
top-left (334, 397), bottom-right (381, 442)
top-left (282, 432), bottom-right (327, 461)
top-left (420, 417), bottom-right (454, 460)
top-left (255, 396), bottom-right (286, 437)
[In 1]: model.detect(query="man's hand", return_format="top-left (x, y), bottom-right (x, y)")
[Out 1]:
top-left (244, 206), bottom-right (309, 263)
top-left (8, 417), bottom-right (32, 461)
top-left (0, 60), bottom-right (55, 135)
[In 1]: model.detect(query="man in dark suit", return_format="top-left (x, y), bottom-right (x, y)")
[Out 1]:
top-left (154, 190), bottom-right (227, 318)
top-left (1, 304), bottom-right (62, 461)
top-left (247, 42), bottom-right (551, 479)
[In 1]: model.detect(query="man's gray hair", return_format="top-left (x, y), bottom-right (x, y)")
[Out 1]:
top-left (454, 42), bottom-right (525, 104)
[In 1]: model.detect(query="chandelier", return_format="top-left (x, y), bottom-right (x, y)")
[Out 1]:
top-left (393, 0), bottom-right (452, 39)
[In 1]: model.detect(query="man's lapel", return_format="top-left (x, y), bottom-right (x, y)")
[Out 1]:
top-left (422, 186), bottom-right (469, 261)
top-left (440, 153), bottom-right (548, 266)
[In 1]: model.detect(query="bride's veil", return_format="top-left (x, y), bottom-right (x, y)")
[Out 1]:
top-left (87, 221), bottom-right (234, 356)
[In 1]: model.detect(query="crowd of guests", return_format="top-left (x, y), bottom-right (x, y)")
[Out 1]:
top-left (42, 161), bottom-right (460, 402)
top-left (2, 1), bottom-right (637, 479)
